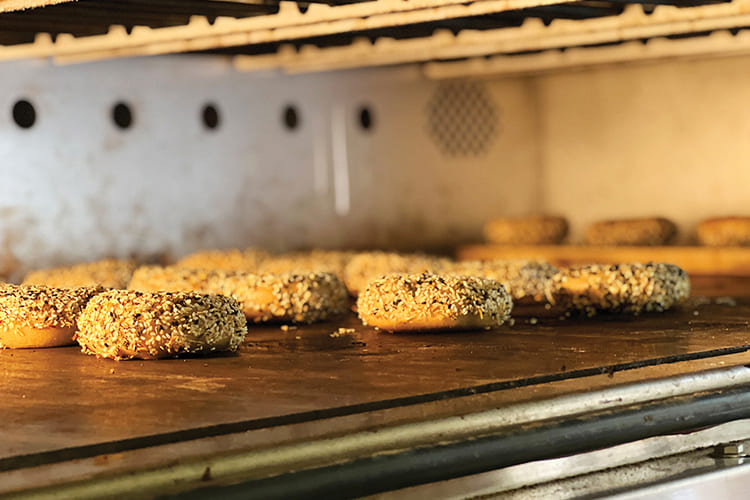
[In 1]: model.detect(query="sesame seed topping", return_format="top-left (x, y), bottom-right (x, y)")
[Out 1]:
top-left (174, 248), bottom-right (268, 272)
top-left (259, 250), bottom-right (355, 280)
top-left (215, 271), bottom-right (349, 324)
top-left (546, 262), bottom-right (690, 316)
top-left (129, 266), bottom-right (348, 324)
top-left (22, 259), bottom-right (136, 289)
top-left (357, 272), bottom-right (513, 332)
top-left (343, 252), bottom-right (452, 296)
top-left (585, 218), bottom-right (677, 246)
top-left (76, 290), bottom-right (247, 360)
top-left (0, 284), bottom-right (105, 330)
top-left (483, 216), bottom-right (568, 245)
top-left (443, 259), bottom-right (557, 304)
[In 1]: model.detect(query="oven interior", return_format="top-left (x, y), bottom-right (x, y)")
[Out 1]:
top-left (2, 1), bottom-right (750, 498)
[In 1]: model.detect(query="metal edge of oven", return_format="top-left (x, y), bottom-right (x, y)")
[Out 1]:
top-left (4, 362), bottom-right (750, 499)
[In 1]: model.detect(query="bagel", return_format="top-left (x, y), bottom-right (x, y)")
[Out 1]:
top-left (585, 218), bottom-right (677, 246)
top-left (343, 252), bottom-right (451, 296)
top-left (696, 217), bottom-right (750, 246)
top-left (22, 259), bottom-right (136, 289)
top-left (483, 216), bottom-right (568, 245)
top-left (0, 284), bottom-right (105, 348)
top-left (76, 290), bottom-right (247, 360)
top-left (357, 273), bottom-right (513, 332)
top-left (547, 263), bottom-right (690, 316)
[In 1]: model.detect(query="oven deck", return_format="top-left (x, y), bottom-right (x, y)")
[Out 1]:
top-left (2, 286), bottom-right (750, 497)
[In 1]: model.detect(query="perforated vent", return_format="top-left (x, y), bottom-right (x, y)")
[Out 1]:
top-left (426, 81), bottom-right (499, 157)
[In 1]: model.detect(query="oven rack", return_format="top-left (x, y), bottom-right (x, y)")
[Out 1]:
top-left (230, 1), bottom-right (750, 74)
top-left (0, 0), bottom-right (735, 68)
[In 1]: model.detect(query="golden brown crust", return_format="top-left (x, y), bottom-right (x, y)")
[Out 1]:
top-left (22, 259), bottom-right (136, 289)
top-left (174, 248), bottom-right (268, 272)
top-left (546, 263), bottom-right (690, 316)
top-left (128, 266), bottom-right (225, 292)
top-left (129, 266), bottom-right (348, 324)
top-left (483, 216), bottom-right (568, 245)
top-left (0, 326), bottom-right (77, 349)
top-left (357, 273), bottom-right (513, 332)
top-left (696, 217), bottom-right (750, 246)
top-left (258, 250), bottom-right (355, 280)
top-left (76, 290), bottom-right (247, 360)
top-left (343, 252), bottom-right (452, 296)
top-left (215, 272), bottom-right (350, 323)
top-left (0, 284), bottom-right (105, 348)
top-left (585, 218), bottom-right (677, 246)
top-left (444, 259), bottom-right (557, 304)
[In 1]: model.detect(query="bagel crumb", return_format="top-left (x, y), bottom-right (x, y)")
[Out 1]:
top-left (715, 297), bottom-right (737, 306)
top-left (331, 327), bottom-right (356, 337)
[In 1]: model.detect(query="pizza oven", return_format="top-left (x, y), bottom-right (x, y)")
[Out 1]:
top-left (2, 1), bottom-right (750, 498)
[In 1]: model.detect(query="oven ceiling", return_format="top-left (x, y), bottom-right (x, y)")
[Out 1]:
top-left (0, 0), bottom-right (743, 73)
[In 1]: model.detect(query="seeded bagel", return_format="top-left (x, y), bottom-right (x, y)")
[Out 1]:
top-left (585, 218), bottom-right (677, 246)
top-left (259, 250), bottom-right (355, 280)
top-left (215, 272), bottom-right (349, 323)
top-left (483, 216), bottom-right (568, 245)
top-left (0, 284), bottom-right (105, 348)
top-left (546, 263), bottom-right (690, 316)
top-left (128, 266), bottom-right (224, 292)
top-left (76, 290), bottom-right (247, 360)
top-left (696, 217), bottom-right (750, 246)
top-left (130, 266), bottom-right (348, 324)
top-left (357, 272), bottom-right (513, 332)
top-left (175, 248), bottom-right (268, 272)
top-left (444, 259), bottom-right (557, 304)
top-left (343, 252), bottom-right (451, 296)
top-left (23, 259), bottom-right (136, 289)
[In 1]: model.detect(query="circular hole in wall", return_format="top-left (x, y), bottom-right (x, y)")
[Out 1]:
top-left (12, 99), bottom-right (36, 129)
top-left (112, 102), bottom-right (133, 129)
top-left (358, 105), bottom-right (374, 131)
top-left (283, 105), bottom-right (300, 131)
top-left (202, 103), bottom-right (220, 130)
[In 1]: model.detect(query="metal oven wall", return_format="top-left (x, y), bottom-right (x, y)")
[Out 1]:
top-left (1, 51), bottom-right (749, 279)
top-left (0, 56), bottom-right (539, 279)
top-left (536, 54), bottom-right (750, 244)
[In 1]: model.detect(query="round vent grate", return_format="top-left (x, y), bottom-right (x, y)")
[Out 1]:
top-left (426, 81), bottom-right (500, 157)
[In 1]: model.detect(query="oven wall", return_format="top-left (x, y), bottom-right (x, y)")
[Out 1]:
top-left (0, 56), bottom-right (540, 279)
top-left (4, 51), bottom-right (744, 279)
top-left (535, 54), bottom-right (750, 244)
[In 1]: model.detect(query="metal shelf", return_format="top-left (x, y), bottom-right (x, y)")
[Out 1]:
top-left (0, 0), bottom-right (733, 66)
